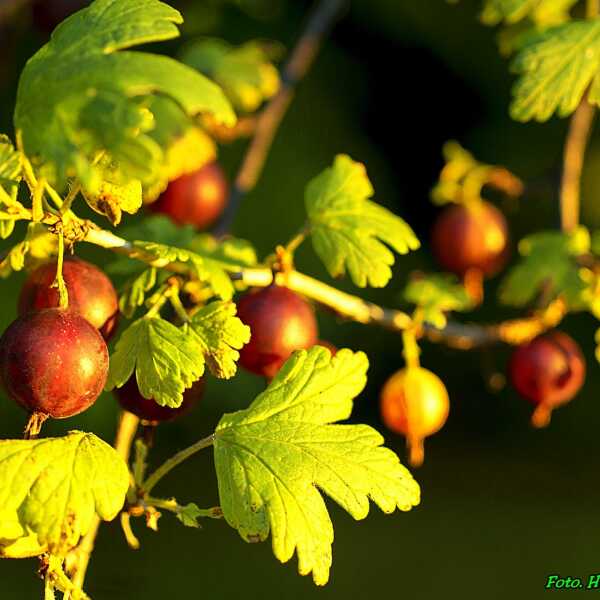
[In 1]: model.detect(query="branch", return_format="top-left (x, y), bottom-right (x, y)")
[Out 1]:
top-left (80, 226), bottom-right (566, 348)
top-left (70, 411), bottom-right (140, 596)
top-left (215, 0), bottom-right (348, 235)
top-left (560, 90), bottom-right (596, 232)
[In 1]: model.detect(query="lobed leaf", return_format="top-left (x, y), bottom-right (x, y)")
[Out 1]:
top-left (306, 155), bottom-right (419, 288)
top-left (499, 228), bottom-right (589, 307)
top-left (510, 18), bottom-right (600, 122)
top-left (188, 301), bottom-right (250, 379)
top-left (119, 267), bottom-right (157, 318)
top-left (214, 347), bottom-right (420, 585)
top-left (403, 273), bottom-right (473, 328)
top-left (182, 39), bottom-right (280, 112)
top-left (14, 0), bottom-right (235, 190)
top-left (0, 432), bottom-right (129, 558)
top-left (106, 316), bottom-right (205, 407)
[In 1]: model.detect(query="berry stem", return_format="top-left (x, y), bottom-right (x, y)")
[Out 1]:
top-left (169, 289), bottom-right (191, 324)
top-left (53, 230), bottom-right (69, 309)
top-left (141, 433), bottom-right (216, 496)
top-left (23, 411), bottom-right (48, 439)
top-left (32, 177), bottom-right (45, 222)
top-left (215, 0), bottom-right (348, 235)
top-left (531, 404), bottom-right (552, 429)
top-left (402, 329), bottom-right (421, 369)
top-left (61, 183), bottom-right (81, 216)
top-left (407, 436), bottom-right (425, 468)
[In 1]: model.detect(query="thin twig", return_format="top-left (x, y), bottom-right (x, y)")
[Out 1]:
top-left (560, 90), bottom-right (596, 232)
top-left (142, 434), bottom-right (215, 495)
top-left (71, 411), bottom-right (140, 595)
top-left (79, 225), bottom-right (565, 348)
top-left (215, 0), bottom-right (348, 235)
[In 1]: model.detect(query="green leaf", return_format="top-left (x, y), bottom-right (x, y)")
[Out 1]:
top-left (403, 274), bottom-right (473, 328)
top-left (0, 223), bottom-right (57, 278)
top-left (189, 234), bottom-right (258, 269)
top-left (108, 226), bottom-right (255, 301)
top-left (14, 0), bottom-right (235, 189)
top-left (176, 503), bottom-right (203, 528)
top-left (481, 0), bottom-right (576, 26)
top-left (510, 19), bottom-right (600, 122)
top-left (214, 347), bottom-right (420, 585)
top-left (83, 169), bottom-right (142, 226)
top-left (499, 227), bottom-right (589, 307)
top-left (188, 301), bottom-right (250, 379)
top-left (182, 39), bottom-right (280, 112)
top-left (119, 267), bottom-right (157, 318)
top-left (142, 95), bottom-right (216, 202)
top-left (106, 316), bottom-right (205, 407)
top-left (0, 431), bottom-right (129, 558)
top-left (306, 155), bottom-right (420, 288)
top-left (0, 135), bottom-right (22, 202)
top-left (132, 240), bottom-right (242, 300)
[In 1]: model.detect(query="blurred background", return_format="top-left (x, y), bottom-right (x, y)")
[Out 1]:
top-left (1, 1), bottom-right (600, 598)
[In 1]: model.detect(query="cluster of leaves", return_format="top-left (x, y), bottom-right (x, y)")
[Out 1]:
top-left (476, 0), bottom-right (578, 55)
top-left (0, 1), bottom-right (429, 594)
top-left (182, 39), bottom-right (281, 112)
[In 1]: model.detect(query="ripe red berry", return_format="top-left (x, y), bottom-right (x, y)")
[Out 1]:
top-left (115, 376), bottom-right (205, 424)
top-left (18, 257), bottom-right (119, 340)
top-left (237, 286), bottom-right (318, 379)
top-left (150, 162), bottom-right (228, 230)
top-left (0, 309), bottom-right (109, 419)
top-left (509, 331), bottom-right (585, 428)
top-left (380, 367), bottom-right (450, 467)
top-left (431, 201), bottom-right (509, 277)
top-left (31, 0), bottom-right (88, 34)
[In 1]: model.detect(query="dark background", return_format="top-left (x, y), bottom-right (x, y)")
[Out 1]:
top-left (1, 1), bottom-right (600, 598)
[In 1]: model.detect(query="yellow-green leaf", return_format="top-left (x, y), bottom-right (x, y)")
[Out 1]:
top-left (214, 347), bottom-right (420, 586)
top-left (0, 432), bottom-right (129, 557)
top-left (306, 155), bottom-right (420, 288)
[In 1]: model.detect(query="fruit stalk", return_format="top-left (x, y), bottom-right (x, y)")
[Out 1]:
top-left (215, 0), bottom-right (349, 235)
top-left (141, 433), bottom-right (216, 496)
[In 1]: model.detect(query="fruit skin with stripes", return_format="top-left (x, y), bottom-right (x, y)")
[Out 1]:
top-left (0, 308), bottom-right (109, 419)
top-left (18, 257), bottom-right (119, 340)
top-left (509, 331), bottom-right (585, 428)
top-left (237, 285), bottom-right (318, 379)
top-left (431, 201), bottom-right (509, 277)
top-left (150, 162), bottom-right (229, 230)
top-left (380, 366), bottom-right (450, 467)
top-left (115, 376), bottom-right (205, 424)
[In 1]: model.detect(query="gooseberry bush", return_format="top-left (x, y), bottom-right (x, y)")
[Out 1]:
top-left (1, 0), bottom-right (600, 597)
